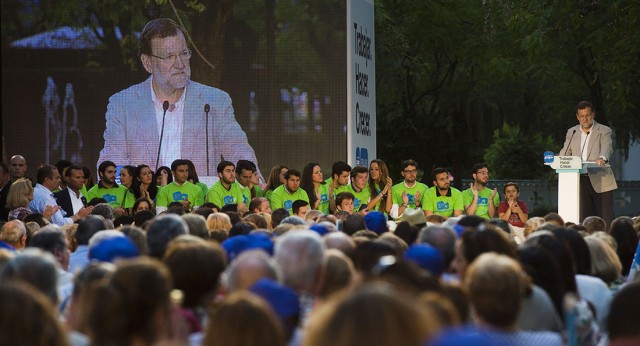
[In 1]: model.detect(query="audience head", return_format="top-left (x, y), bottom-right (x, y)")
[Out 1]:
top-left (0, 248), bottom-right (59, 304)
top-left (0, 220), bottom-right (27, 250)
top-left (465, 253), bottom-right (526, 330)
top-left (89, 257), bottom-right (173, 346)
top-left (607, 281), bottom-right (640, 343)
top-left (418, 225), bottom-right (457, 271)
top-left (226, 249), bottom-right (280, 292)
top-left (584, 235), bottom-right (622, 285)
top-left (275, 230), bottom-right (325, 294)
top-left (204, 291), bottom-right (285, 346)
top-left (163, 238), bottom-right (226, 308)
top-left (0, 280), bottom-right (68, 346)
top-left (146, 213), bottom-right (188, 258)
top-left (29, 226), bottom-right (71, 271)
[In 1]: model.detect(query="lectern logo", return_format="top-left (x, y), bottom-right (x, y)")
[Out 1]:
top-left (543, 151), bottom-right (554, 163)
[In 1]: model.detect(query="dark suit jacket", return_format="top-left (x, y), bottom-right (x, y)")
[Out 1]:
top-left (53, 188), bottom-right (87, 218)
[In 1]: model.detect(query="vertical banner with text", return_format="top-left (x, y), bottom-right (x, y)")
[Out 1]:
top-left (347, 0), bottom-right (376, 168)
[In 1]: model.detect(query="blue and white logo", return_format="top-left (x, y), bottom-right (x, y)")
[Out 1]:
top-left (543, 151), bottom-right (554, 164)
top-left (436, 201), bottom-right (450, 211)
top-left (284, 200), bottom-right (293, 210)
top-left (103, 194), bottom-right (117, 204)
top-left (478, 196), bottom-right (488, 205)
top-left (223, 196), bottom-right (236, 205)
top-left (173, 191), bottom-right (188, 201)
top-left (356, 147), bottom-right (369, 167)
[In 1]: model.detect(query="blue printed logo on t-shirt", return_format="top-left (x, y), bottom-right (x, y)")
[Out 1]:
top-left (436, 201), bottom-right (450, 211)
top-left (478, 196), bottom-right (488, 205)
top-left (354, 198), bottom-right (362, 209)
top-left (408, 194), bottom-right (415, 204)
top-left (103, 194), bottom-right (117, 204)
top-left (321, 194), bottom-right (329, 202)
top-left (223, 196), bottom-right (236, 205)
top-left (173, 191), bottom-right (188, 202)
top-left (284, 200), bottom-right (293, 210)
top-left (243, 195), bottom-right (249, 205)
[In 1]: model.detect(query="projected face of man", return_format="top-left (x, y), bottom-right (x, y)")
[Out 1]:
top-left (141, 31), bottom-right (191, 98)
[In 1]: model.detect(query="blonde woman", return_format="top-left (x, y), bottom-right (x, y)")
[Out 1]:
top-left (207, 212), bottom-right (233, 232)
top-left (6, 179), bottom-right (56, 221)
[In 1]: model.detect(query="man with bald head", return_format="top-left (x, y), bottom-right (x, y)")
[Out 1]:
top-left (9, 155), bottom-right (27, 182)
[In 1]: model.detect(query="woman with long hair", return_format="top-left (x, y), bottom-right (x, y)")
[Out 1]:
top-left (301, 163), bottom-right (329, 214)
top-left (367, 159), bottom-right (393, 213)
top-left (263, 165), bottom-right (288, 200)
top-left (119, 165), bottom-right (137, 213)
top-left (134, 165), bottom-right (159, 203)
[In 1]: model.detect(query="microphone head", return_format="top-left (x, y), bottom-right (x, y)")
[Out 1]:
top-left (163, 101), bottom-right (170, 111)
top-left (572, 129), bottom-right (576, 133)
top-left (204, 104), bottom-right (210, 113)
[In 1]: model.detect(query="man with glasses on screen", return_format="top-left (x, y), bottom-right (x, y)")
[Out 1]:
top-left (98, 18), bottom-right (262, 184)
top-left (390, 159), bottom-right (428, 220)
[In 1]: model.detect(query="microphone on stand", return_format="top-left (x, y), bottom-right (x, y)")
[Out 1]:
top-left (204, 103), bottom-right (211, 176)
top-left (156, 101), bottom-right (170, 171)
top-left (563, 129), bottom-right (576, 156)
top-left (580, 131), bottom-right (590, 160)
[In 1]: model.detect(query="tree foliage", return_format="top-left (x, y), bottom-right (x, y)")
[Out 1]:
top-left (376, 0), bottom-right (640, 182)
top-left (484, 123), bottom-right (555, 180)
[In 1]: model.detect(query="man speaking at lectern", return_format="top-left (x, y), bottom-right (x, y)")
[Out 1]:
top-left (560, 100), bottom-right (616, 224)
top-left (98, 18), bottom-right (262, 183)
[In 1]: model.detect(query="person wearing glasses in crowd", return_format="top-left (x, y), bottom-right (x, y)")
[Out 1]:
top-left (98, 18), bottom-right (262, 183)
top-left (461, 163), bottom-right (499, 220)
top-left (390, 160), bottom-right (428, 220)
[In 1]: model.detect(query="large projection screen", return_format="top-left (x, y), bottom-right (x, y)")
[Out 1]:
top-left (1, 1), bottom-right (347, 183)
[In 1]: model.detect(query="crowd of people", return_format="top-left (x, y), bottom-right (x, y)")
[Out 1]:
top-left (0, 153), bottom-right (639, 346)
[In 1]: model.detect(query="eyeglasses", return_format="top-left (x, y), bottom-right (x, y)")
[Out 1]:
top-left (403, 169), bottom-right (417, 174)
top-left (149, 48), bottom-right (192, 65)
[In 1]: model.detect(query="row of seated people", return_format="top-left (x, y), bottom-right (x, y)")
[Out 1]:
top-left (0, 155), bottom-right (530, 232)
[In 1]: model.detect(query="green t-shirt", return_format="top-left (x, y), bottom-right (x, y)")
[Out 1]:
top-left (237, 183), bottom-right (252, 206)
top-left (269, 185), bottom-right (310, 215)
top-left (254, 185), bottom-right (264, 198)
top-left (422, 186), bottom-right (464, 218)
top-left (156, 181), bottom-right (204, 208)
top-left (86, 183), bottom-right (135, 208)
top-left (348, 184), bottom-right (371, 212)
top-left (316, 183), bottom-right (330, 214)
top-left (207, 181), bottom-right (246, 207)
top-left (391, 181), bottom-right (428, 208)
top-left (196, 182), bottom-right (209, 201)
top-left (461, 187), bottom-right (500, 220)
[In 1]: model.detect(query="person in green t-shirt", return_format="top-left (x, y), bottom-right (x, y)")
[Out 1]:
top-left (155, 159), bottom-right (204, 213)
top-left (326, 161), bottom-right (352, 213)
top-left (422, 167), bottom-right (463, 219)
top-left (461, 163), bottom-right (499, 220)
top-left (368, 159), bottom-right (393, 214)
top-left (301, 163), bottom-right (330, 215)
top-left (86, 160), bottom-right (135, 215)
top-left (206, 161), bottom-right (246, 209)
top-left (391, 159), bottom-right (428, 220)
top-left (269, 169), bottom-right (309, 215)
top-left (235, 160), bottom-right (257, 205)
top-left (347, 166), bottom-right (372, 213)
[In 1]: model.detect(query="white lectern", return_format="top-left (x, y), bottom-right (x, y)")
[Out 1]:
top-left (546, 156), bottom-right (581, 224)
